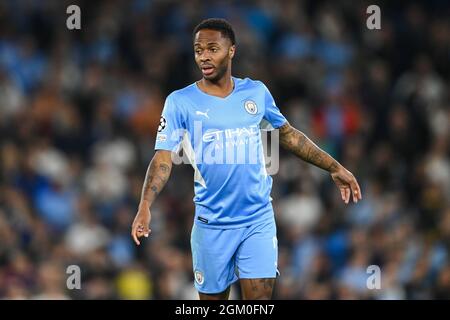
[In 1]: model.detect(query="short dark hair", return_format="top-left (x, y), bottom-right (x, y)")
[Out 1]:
top-left (193, 18), bottom-right (236, 45)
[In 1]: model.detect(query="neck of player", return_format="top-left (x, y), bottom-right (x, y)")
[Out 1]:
top-left (199, 72), bottom-right (234, 98)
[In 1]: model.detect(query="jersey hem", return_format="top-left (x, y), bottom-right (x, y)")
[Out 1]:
top-left (193, 212), bottom-right (275, 230)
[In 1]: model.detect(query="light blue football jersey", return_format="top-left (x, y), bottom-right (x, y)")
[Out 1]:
top-left (155, 77), bottom-right (287, 229)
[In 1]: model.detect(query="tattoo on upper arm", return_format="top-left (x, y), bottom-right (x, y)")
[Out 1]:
top-left (251, 279), bottom-right (258, 292)
top-left (261, 279), bottom-right (274, 290)
top-left (159, 163), bottom-right (170, 173)
top-left (250, 279), bottom-right (274, 291)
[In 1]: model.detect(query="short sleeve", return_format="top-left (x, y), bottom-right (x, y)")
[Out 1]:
top-left (154, 94), bottom-right (186, 152)
top-left (260, 83), bottom-right (288, 130)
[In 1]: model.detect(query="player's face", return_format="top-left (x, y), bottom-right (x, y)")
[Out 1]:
top-left (194, 29), bottom-right (235, 81)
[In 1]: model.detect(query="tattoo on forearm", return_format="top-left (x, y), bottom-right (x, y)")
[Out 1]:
top-left (279, 122), bottom-right (339, 172)
top-left (142, 159), bottom-right (171, 203)
top-left (150, 185), bottom-right (158, 195)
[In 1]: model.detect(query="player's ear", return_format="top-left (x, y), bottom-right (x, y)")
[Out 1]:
top-left (229, 45), bottom-right (235, 59)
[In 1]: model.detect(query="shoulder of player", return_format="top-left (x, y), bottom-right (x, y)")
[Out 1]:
top-left (167, 86), bottom-right (190, 102)
top-left (235, 77), bottom-right (269, 94)
top-left (164, 85), bottom-right (196, 113)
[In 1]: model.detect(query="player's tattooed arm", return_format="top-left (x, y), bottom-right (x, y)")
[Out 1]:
top-left (278, 122), bottom-right (338, 172)
top-left (132, 150), bottom-right (173, 245)
top-left (278, 121), bottom-right (362, 203)
top-left (140, 150), bottom-right (173, 207)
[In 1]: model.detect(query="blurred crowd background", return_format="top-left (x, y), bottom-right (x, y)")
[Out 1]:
top-left (0, 0), bottom-right (449, 299)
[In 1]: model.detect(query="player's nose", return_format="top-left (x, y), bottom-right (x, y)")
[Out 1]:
top-left (199, 51), bottom-right (211, 61)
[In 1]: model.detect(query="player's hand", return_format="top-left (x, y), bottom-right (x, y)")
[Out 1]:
top-left (330, 165), bottom-right (362, 204)
top-left (131, 201), bottom-right (152, 245)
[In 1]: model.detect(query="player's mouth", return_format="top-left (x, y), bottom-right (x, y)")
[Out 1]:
top-left (201, 65), bottom-right (215, 76)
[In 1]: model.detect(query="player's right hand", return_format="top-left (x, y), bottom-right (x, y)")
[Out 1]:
top-left (131, 201), bottom-right (152, 245)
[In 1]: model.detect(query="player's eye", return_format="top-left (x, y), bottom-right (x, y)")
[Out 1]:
top-left (195, 49), bottom-right (202, 54)
top-left (210, 48), bottom-right (218, 53)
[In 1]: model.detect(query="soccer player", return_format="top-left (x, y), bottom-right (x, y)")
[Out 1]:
top-left (131, 18), bottom-right (362, 300)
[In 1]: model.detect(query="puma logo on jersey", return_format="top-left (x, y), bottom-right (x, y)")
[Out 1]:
top-left (196, 109), bottom-right (210, 119)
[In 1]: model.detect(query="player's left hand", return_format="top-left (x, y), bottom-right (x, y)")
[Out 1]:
top-left (330, 165), bottom-right (362, 204)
